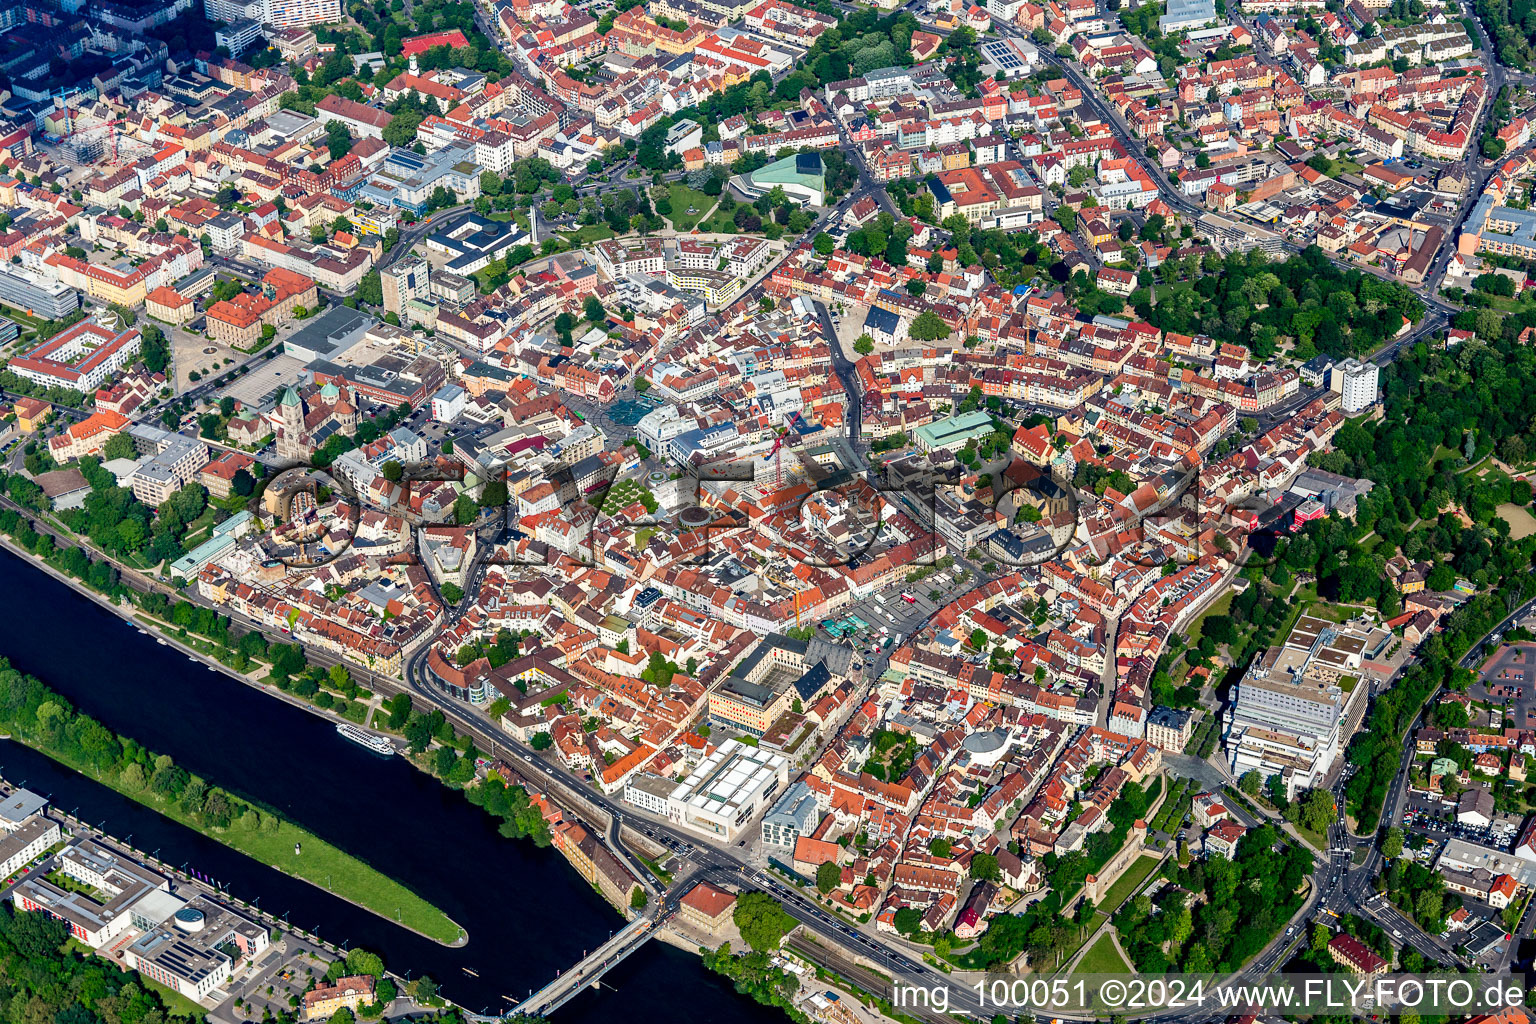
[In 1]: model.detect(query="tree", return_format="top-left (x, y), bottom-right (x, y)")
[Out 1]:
top-left (631, 887), bottom-right (649, 910)
top-left (326, 120), bottom-right (352, 161)
top-left (1239, 771), bottom-right (1261, 796)
top-left (971, 852), bottom-right (1000, 882)
top-left (909, 310), bottom-right (951, 341)
top-left (1381, 827), bottom-right (1404, 859)
top-left (733, 891), bottom-right (795, 951)
top-left (894, 907), bottom-right (922, 934)
top-left (382, 109), bottom-right (424, 149)
top-left (440, 582), bottom-right (464, 604)
top-left (102, 433), bottom-right (137, 461)
top-left (816, 860), bottom-right (841, 894)
top-left (345, 948), bottom-right (385, 980)
top-left (530, 731), bottom-right (553, 750)
top-left (583, 295), bottom-right (605, 324)
top-left (853, 334), bottom-right (875, 355)
top-left (382, 460), bottom-right (404, 482)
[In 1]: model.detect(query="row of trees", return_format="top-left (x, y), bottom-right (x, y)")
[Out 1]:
top-left (0, 657), bottom-right (282, 834)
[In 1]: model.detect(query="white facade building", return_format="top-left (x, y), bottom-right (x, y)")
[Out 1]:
top-left (1329, 357), bottom-right (1379, 413)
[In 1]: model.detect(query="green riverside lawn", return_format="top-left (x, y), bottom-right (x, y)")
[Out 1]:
top-left (13, 736), bottom-right (463, 945)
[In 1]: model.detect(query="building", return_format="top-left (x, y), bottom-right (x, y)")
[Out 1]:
top-left (315, 95), bottom-right (393, 140)
top-left (731, 152), bottom-right (826, 207)
top-left (206, 0), bottom-right (341, 28)
top-left (1146, 705), bottom-right (1194, 753)
top-left (303, 976), bottom-right (375, 1020)
top-left (1224, 614), bottom-right (1379, 798)
top-left (200, 450), bottom-right (256, 498)
top-left (206, 268), bottom-right (317, 348)
top-left (13, 840), bottom-right (170, 948)
top-left (0, 816), bottom-right (60, 881)
top-left (1327, 932), bottom-right (1388, 976)
top-left (123, 896), bottom-right (270, 1002)
top-left (677, 881), bottom-right (737, 937)
top-left (13, 397), bottom-right (48, 433)
top-left (666, 739), bottom-right (790, 841)
top-left (707, 633), bottom-right (839, 736)
top-left (9, 320), bottom-right (140, 392)
top-left (1161, 0), bottom-right (1218, 31)
top-left (126, 425), bottom-right (210, 506)
top-left (49, 409), bottom-right (131, 462)
top-left (914, 410), bottom-right (995, 453)
top-left (214, 19), bottom-right (264, 56)
top-left (0, 264), bottom-right (79, 319)
top-left (1328, 357), bottom-right (1379, 413)
top-left (382, 255), bottom-right (430, 316)
top-left (761, 779), bottom-right (819, 847)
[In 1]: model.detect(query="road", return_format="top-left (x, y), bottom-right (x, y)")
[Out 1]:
top-left (34, 3), bottom-right (1519, 1011)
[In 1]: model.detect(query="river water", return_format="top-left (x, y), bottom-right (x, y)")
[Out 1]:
top-left (0, 547), bottom-right (779, 1022)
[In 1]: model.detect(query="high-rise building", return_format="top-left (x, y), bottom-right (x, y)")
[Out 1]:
top-left (1329, 357), bottom-right (1379, 414)
top-left (381, 255), bottom-right (430, 317)
top-left (204, 0), bottom-right (338, 29)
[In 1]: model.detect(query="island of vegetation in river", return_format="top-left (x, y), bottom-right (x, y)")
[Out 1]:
top-left (0, 657), bottom-right (465, 944)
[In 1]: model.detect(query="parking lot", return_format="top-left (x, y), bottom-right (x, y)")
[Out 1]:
top-left (1474, 643), bottom-right (1536, 728)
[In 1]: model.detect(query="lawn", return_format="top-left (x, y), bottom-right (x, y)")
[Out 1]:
top-left (1074, 932), bottom-right (1133, 976)
top-left (139, 974), bottom-right (207, 1018)
top-left (1294, 822), bottom-right (1329, 853)
top-left (1182, 591), bottom-right (1234, 647)
top-left (1098, 854), bottom-right (1162, 912)
top-left (1498, 502), bottom-right (1536, 539)
top-left (561, 223), bottom-right (616, 245)
top-left (697, 207), bottom-right (743, 234)
top-left (663, 184), bottom-right (717, 232)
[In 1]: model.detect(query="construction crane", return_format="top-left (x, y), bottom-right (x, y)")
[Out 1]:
top-left (56, 117), bottom-right (135, 166)
top-left (761, 431), bottom-right (787, 488)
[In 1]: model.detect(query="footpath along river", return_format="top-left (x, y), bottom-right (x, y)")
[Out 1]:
top-left (0, 545), bottom-right (783, 1022)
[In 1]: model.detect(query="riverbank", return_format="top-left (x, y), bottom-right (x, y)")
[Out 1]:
top-left (0, 605), bottom-right (465, 945)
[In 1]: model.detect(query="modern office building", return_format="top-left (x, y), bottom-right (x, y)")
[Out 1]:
top-left (12, 840), bottom-right (170, 948)
top-left (1224, 615), bottom-right (1382, 798)
top-left (0, 264), bottom-right (79, 319)
top-left (666, 739), bottom-right (790, 841)
top-left (214, 19), bottom-right (264, 55)
top-left (761, 779), bottom-right (819, 847)
top-left (126, 426), bottom-right (210, 505)
top-left (123, 895), bottom-right (270, 1002)
top-left (0, 816), bottom-right (60, 881)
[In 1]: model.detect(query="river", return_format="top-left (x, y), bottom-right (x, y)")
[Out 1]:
top-left (0, 546), bottom-right (781, 1022)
